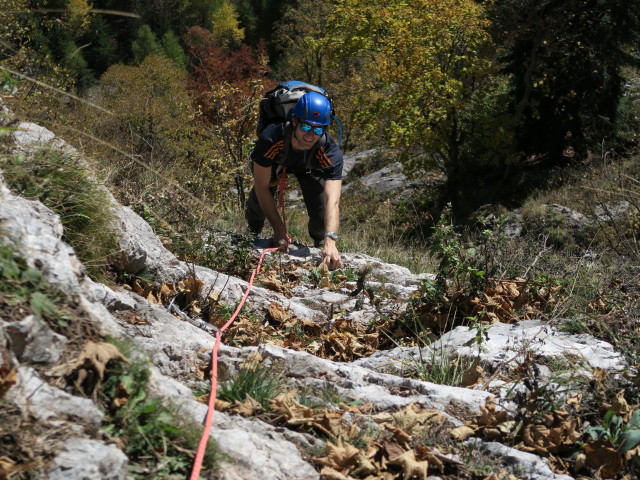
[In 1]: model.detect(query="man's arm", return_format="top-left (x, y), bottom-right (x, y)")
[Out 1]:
top-left (322, 179), bottom-right (342, 270)
top-left (253, 163), bottom-right (288, 246)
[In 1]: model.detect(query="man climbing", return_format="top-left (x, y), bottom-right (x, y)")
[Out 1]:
top-left (245, 91), bottom-right (343, 270)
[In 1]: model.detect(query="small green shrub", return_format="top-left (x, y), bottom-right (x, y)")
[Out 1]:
top-left (100, 341), bottom-right (220, 479)
top-left (1, 148), bottom-right (118, 279)
top-left (586, 409), bottom-right (640, 454)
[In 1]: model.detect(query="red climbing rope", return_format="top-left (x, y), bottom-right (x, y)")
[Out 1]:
top-left (189, 169), bottom-right (290, 479)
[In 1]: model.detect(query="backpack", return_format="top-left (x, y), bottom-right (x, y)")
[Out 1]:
top-left (256, 80), bottom-right (343, 145)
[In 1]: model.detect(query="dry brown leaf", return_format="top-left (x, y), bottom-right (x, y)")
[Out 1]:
top-left (384, 424), bottom-right (413, 446)
top-left (261, 277), bottom-right (284, 291)
top-left (111, 381), bottom-right (130, 409)
top-left (240, 351), bottom-right (263, 371)
top-left (207, 290), bottom-right (222, 305)
top-left (604, 389), bottom-right (630, 415)
top-left (0, 366), bottom-right (17, 398)
top-left (317, 438), bottom-right (361, 471)
top-left (214, 398), bottom-right (233, 411)
top-left (583, 439), bottom-right (624, 479)
top-left (523, 410), bottom-right (581, 454)
top-left (388, 449), bottom-right (428, 480)
top-left (574, 452), bottom-right (587, 472)
top-left (73, 342), bottom-right (128, 383)
top-left (352, 451), bottom-right (377, 477)
top-left (318, 466), bottom-right (353, 480)
top-left (0, 456), bottom-right (31, 478)
top-left (477, 397), bottom-right (509, 426)
top-left (450, 425), bottom-right (475, 441)
top-left (235, 395), bottom-right (262, 416)
top-left (383, 440), bottom-right (405, 461)
top-left (157, 283), bottom-right (175, 304)
top-left (267, 302), bottom-right (292, 324)
top-left (461, 359), bottom-right (485, 387)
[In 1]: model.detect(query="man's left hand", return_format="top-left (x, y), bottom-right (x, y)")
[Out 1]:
top-left (322, 242), bottom-right (342, 270)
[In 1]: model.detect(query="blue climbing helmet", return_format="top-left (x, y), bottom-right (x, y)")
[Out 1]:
top-left (290, 91), bottom-right (331, 126)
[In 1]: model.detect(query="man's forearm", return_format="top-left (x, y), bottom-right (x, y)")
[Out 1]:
top-left (255, 186), bottom-right (285, 234)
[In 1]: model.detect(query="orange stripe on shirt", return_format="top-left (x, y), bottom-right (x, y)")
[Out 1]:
top-left (316, 148), bottom-right (333, 169)
top-left (264, 140), bottom-right (284, 160)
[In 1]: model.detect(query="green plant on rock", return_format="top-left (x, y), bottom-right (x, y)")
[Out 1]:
top-left (415, 344), bottom-right (469, 387)
top-left (1, 148), bottom-right (118, 280)
top-left (219, 360), bottom-right (284, 410)
top-left (0, 240), bottom-right (73, 329)
top-left (100, 341), bottom-right (219, 479)
top-left (586, 409), bottom-right (640, 454)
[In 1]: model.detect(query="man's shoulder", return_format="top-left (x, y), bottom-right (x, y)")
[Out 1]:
top-left (319, 134), bottom-right (343, 162)
top-left (258, 123), bottom-right (286, 144)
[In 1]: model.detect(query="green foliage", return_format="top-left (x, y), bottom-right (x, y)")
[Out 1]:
top-left (160, 30), bottom-right (188, 69)
top-left (414, 345), bottom-right (469, 387)
top-left (100, 343), bottom-right (219, 478)
top-left (272, 0), bottom-right (333, 87)
top-left (1, 148), bottom-right (118, 280)
top-left (0, 68), bottom-right (19, 96)
top-left (490, 0), bottom-right (640, 160)
top-left (0, 241), bottom-right (73, 329)
top-left (429, 204), bottom-right (486, 291)
top-left (324, 0), bottom-right (493, 154)
top-left (93, 54), bottom-right (199, 193)
top-left (210, 0), bottom-right (245, 49)
top-left (178, 230), bottom-right (254, 278)
top-left (184, 26), bottom-right (270, 207)
top-left (219, 361), bottom-right (285, 410)
top-left (586, 410), bottom-right (640, 454)
top-left (131, 25), bottom-right (162, 64)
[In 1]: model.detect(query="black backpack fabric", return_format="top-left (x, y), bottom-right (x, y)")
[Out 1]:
top-left (256, 80), bottom-right (333, 135)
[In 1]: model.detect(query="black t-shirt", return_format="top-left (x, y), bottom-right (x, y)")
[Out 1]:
top-left (251, 123), bottom-right (343, 180)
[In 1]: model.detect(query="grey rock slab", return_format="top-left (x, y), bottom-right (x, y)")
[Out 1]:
top-left (145, 368), bottom-right (320, 480)
top-left (194, 264), bottom-right (328, 324)
top-left (7, 366), bottom-right (104, 429)
top-left (434, 320), bottom-right (626, 373)
top-left (4, 315), bottom-right (67, 364)
top-left (353, 345), bottom-right (422, 375)
top-left (236, 345), bottom-right (494, 415)
top-left (594, 200), bottom-right (633, 222)
top-left (342, 148), bottom-right (382, 178)
top-left (109, 205), bottom-right (188, 280)
top-left (39, 438), bottom-right (128, 480)
top-left (466, 438), bottom-right (575, 480)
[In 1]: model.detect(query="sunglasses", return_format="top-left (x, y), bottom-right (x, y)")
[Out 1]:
top-left (298, 121), bottom-right (326, 136)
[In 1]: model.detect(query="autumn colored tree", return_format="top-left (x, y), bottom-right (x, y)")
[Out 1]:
top-left (210, 0), bottom-right (245, 50)
top-left (184, 26), bottom-right (271, 207)
top-left (324, 0), bottom-right (496, 211)
top-left (97, 54), bottom-right (195, 168)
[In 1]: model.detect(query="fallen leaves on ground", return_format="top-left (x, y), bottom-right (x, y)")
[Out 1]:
top-left (0, 366), bottom-right (16, 398)
top-left (48, 342), bottom-right (128, 395)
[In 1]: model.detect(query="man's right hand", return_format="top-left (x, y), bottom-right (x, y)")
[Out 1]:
top-left (271, 229), bottom-right (289, 252)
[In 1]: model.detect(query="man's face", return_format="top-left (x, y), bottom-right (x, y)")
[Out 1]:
top-left (291, 118), bottom-right (324, 151)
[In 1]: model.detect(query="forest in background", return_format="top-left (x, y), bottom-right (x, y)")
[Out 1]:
top-left (1, 0), bottom-right (640, 228)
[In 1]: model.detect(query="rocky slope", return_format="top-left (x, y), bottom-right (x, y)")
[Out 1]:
top-left (0, 116), bottom-right (629, 479)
